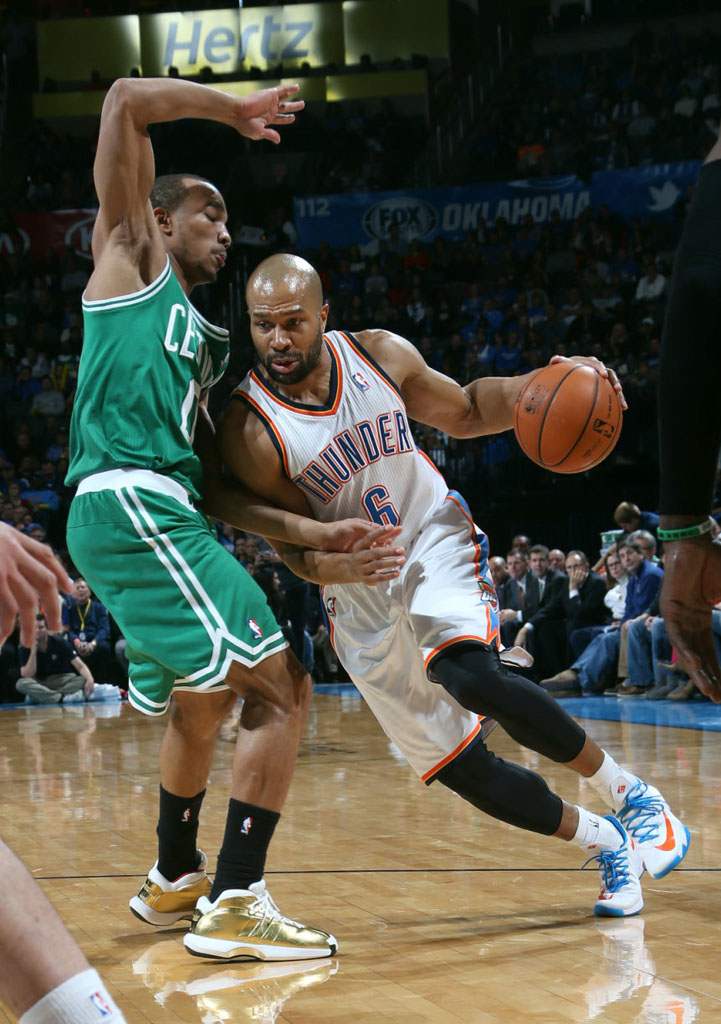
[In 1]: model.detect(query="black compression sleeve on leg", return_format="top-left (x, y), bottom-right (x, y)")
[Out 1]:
top-left (430, 643), bottom-right (586, 764)
top-left (437, 743), bottom-right (564, 836)
top-left (659, 159), bottom-right (721, 514)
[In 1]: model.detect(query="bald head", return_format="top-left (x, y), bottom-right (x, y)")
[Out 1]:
top-left (247, 253), bottom-right (329, 387)
top-left (246, 253), bottom-right (323, 309)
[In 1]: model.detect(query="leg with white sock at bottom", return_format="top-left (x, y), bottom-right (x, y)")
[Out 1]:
top-left (436, 739), bottom-right (644, 917)
top-left (0, 840), bottom-right (127, 1023)
top-left (431, 642), bottom-right (690, 888)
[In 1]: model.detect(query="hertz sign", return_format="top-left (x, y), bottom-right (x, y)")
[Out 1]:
top-left (37, 2), bottom-right (448, 81)
top-left (141, 6), bottom-right (344, 76)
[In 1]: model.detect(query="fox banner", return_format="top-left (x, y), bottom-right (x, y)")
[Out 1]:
top-left (293, 161), bottom-right (702, 250)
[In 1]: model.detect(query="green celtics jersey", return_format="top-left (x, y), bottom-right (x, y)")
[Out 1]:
top-left (67, 257), bottom-right (229, 500)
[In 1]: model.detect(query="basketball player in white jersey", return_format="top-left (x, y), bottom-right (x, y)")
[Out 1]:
top-left (218, 253), bottom-right (693, 919)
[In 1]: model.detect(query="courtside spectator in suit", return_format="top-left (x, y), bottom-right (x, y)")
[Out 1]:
top-left (514, 545), bottom-right (567, 679)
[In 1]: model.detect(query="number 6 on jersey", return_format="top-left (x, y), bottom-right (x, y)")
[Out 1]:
top-left (362, 485), bottom-right (400, 527)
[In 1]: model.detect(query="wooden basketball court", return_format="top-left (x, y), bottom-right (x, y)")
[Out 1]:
top-left (0, 692), bottom-right (717, 1023)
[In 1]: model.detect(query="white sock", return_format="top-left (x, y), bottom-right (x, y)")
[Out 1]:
top-left (572, 806), bottom-right (623, 853)
top-left (19, 969), bottom-right (127, 1024)
top-left (586, 751), bottom-right (639, 812)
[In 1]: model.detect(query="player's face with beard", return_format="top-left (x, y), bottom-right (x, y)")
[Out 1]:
top-left (260, 320), bottom-right (324, 385)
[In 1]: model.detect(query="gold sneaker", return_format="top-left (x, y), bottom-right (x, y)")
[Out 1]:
top-left (129, 850), bottom-right (212, 927)
top-left (183, 880), bottom-right (338, 961)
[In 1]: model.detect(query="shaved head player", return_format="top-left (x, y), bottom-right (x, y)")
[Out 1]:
top-left (218, 253), bottom-right (690, 921)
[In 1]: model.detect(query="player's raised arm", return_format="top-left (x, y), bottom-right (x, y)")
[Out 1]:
top-left (92, 79), bottom-right (304, 260)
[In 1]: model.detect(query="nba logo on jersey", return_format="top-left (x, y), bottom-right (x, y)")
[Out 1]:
top-left (352, 371), bottom-right (371, 392)
top-left (241, 816), bottom-right (253, 835)
top-left (89, 992), bottom-right (113, 1018)
top-left (248, 618), bottom-right (263, 639)
top-left (326, 597), bottom-right (337, 617)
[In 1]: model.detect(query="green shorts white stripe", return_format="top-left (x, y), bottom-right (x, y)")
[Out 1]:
top-left (66, 482), bottom-right (287, 717)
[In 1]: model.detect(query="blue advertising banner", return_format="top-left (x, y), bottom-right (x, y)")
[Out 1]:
top-left (590, 161), bottom-right (701, 221)
top-left (293, 161), bottom-right (702, 251)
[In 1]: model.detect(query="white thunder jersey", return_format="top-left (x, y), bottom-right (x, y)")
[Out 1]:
top-left (235, 330), bottom-right (499, 782)
top-left (236, 330), bottom-right (448, 541)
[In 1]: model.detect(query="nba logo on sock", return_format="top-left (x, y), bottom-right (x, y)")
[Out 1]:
top-left (182, 808), bottom-right (190, 823)
top-left (248, 618), bottom-right (263, 639)
top-left (89, 992), bottom-right (112, 1018)
top-left (241, 816), bottom-right (253, 835)
top-left (352, 371), bottom-right (370, 392)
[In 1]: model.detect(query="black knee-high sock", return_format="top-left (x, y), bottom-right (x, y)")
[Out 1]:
top-left (210, 799), bottom-right (280, 901)
top-left (156, 785), bottom-right (205, 881)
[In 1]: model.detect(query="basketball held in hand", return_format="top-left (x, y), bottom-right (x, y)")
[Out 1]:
top-left (513, 362), bottom-right (623, 474)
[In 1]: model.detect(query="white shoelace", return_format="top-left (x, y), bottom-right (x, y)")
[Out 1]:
top-left (249, 883), bottom-right (305, 930)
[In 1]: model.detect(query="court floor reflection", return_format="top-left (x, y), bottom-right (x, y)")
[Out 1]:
top-left (585, 918), bottom-right (699, 1023)
top-left (132, 939), bottom-right (338, 1022)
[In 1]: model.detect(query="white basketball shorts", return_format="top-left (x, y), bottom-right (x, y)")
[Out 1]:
top-left (321, 491), bottom-right (500, 782)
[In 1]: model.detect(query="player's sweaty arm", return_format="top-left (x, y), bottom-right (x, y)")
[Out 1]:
top-left (357, 331), bottom-right (624, 437)
top-left (352, 330), bottom-right (522, 437)
top-left (90, 78), bottom-right (304, 279)
top-left (198, 400), bottom-right (375, 556)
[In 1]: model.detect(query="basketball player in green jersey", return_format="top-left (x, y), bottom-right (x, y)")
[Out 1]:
top-left (65, 77), bottom-right (397, 963)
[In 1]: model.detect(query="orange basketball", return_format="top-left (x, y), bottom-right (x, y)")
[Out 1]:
top-left (513, 362), bottom-right (623, 473)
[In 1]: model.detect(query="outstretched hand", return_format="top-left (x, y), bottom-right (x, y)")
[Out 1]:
top-left (235, 84), bottom-right (305, 144)
top-left (660, 536), bottom-right (721, 702)
top-left (0, 524), bottom-right (72, 645)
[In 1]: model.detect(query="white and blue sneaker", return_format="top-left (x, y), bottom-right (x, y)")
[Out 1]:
top-left (588, 816), bottom-right (644, 918)
top-left (617, 781), bottom-right (691, 879)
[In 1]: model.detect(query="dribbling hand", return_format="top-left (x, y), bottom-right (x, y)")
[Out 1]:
top-left (550, 354), bottom-right (628, 411)
top-left (660, 536), bottom-right (721, 703)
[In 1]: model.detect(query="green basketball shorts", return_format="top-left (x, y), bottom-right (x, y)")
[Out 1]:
top-left (66, 469), bottom-right (288, 716)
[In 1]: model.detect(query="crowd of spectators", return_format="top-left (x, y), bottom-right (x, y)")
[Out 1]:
top-left (6, 97), bottom-right (426, 218)
top-left (8, 27), bottom-right (718, 209)
top-left (0, 189), bottom-right (686, 705)
top-left (4, 490), bottom-right (711, 707)
top-left (2, 14), bottom-right (718, 705)
top-left (460, 27), bottom-right (720, 183)
top-left (491, 507), bottom-right (715, 703)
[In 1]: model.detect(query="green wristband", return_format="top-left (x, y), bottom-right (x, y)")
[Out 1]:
top-left (657, 519), bottom-right (713, 541)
